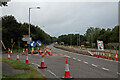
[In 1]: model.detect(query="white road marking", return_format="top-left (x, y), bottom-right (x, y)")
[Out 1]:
top-left (77, 59), bottom-right (81, 61)
top-left (67, 56), bottom-right (71, 58)
top-left (83, 61), bottom-right (88, 64)
top-left (102, 68), bottom-right (109, 71)
top-left (31, 63), bottom-right (40, 66)
top-left (117, 72), bottom-right (120, 75)
top-left (47, 70), bottom-right (57, 77)
top-left (91, 64), bottom-right (98, 67)
top-left (68, 51), bottom-right (119, 63)
top-left (73, 57), bottom-right (76, 60)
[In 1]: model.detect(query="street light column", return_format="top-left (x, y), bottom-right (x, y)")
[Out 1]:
top-left (29, 8), bottom-right (31, 37)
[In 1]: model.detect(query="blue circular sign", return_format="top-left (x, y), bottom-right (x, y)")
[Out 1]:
top-left (30, 41), bottom-right (35, 47)
top-left (36, 40), bottom-right (42, 47)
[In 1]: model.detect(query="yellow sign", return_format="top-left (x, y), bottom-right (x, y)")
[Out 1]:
top-left (27, 41), bottom-right (30, 44)
top-left (25, 44), bottom-right (27, 47)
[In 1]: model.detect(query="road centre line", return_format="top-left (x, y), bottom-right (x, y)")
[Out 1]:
top-left (91, 64), bottom-right (98, 67)
top-left (73, 57), bottom-right (76, 60)
top-left (102, 67), bottom-right (109, 71)
top-left (77, 59), bottom-right (81, 61)
top-left (83, 61), bottom-right (88, 64)
top-left (117, 72), bottom-right (120, 75)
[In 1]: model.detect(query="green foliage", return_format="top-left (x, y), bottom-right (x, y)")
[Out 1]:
top-left (57, 26), bottom-right (119, 47)
top-left (2, 15), bottom-right (56, 49)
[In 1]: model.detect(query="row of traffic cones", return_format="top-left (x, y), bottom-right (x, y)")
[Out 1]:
top-left (8, 47), bottom-right (72, 79)
top-left (93, 51), bottom-right (118, 61)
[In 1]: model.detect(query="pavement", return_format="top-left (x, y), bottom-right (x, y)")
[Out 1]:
top-left (2, 44), bottom-right (120, 79)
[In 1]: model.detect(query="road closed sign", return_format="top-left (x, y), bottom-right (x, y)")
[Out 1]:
top-left (97, 40), bottom-right (104, 51)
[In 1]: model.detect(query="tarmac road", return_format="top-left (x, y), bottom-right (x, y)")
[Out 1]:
top-left (2, 44), bottom-right (120, 79)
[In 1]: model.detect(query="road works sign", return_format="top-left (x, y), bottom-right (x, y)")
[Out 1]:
top-left (36, 40), bottom-right (42, 47)
top-left (97, 40), bottom-right (104, 51)
top-left (30, 41), bottom-right (35, 47)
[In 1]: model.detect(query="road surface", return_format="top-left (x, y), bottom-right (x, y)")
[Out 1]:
top-left (2, 44), bottom-right (120, 80)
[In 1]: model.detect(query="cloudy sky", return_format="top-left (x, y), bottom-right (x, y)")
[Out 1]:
top-left (1, 0), bottom-right (119, 37)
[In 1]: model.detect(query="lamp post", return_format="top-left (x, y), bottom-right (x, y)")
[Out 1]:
top-left (28, 7), bottom-right (40, 37)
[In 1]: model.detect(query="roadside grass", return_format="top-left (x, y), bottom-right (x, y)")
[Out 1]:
top-left (2, 58), bottom-right (46, 79)
top-left (54, 45), bottom-right (90, 56)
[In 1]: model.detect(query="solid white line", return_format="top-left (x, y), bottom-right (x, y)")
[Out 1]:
top-left (47, 70), bottom-right (57, 77)
top-left (73, 57), bottom-right (76, 60)
top-left (91, 64), bottom-right (98, 67)
top-left (77, 59), bottom-right (81, 61)
top-left (32, 63), bottom-right (40, 66)
top-left (102, 68), bottom-right (109, 71)
top-left (83, 61), bottom-right (88, 64)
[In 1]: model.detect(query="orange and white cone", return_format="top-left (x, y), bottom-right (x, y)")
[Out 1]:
top-left (115, 53), bottom-right (118, 61)
top-left (38, 54), bottom-right (47, 69)
top-left (103, 53), bottom-right (105, 58)
top-left (8, 48), bottom-right (10, 54)
top-left (44, 50), bottom-right (47, 55)
top-left (8, 53), bottom-right (10, 59)
top-left (26, 48), bottom-right (28, 52)
top-left (16, 53), bottom-right (20, 61)
top-left (100, 51), bottom-right (103, 58)
top-left (37, 47), bottom-right (39, 52)
top-left (61, 58), bottom-right (72, 79)
top-left (108, 53), bottom-right (111, 60)
top-left (10, 49), bottom-right (12, 55)
top-left (94, 50), bottom-right (96, 57)
top-left (26, 54), bottom-right (29, 64)
top-left (23, 49), bottom-right (25, 55)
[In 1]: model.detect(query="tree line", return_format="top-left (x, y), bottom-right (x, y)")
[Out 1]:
top-left (57, 26), bottom-right (119, 48)
top-left (2, 15), bottom-right (56, 49)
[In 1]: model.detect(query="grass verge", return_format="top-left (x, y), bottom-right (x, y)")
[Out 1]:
top-left (2, 58), bottom-right (46, 79)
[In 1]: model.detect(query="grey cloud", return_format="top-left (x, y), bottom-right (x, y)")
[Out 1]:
top-left (2, 2), bottom-right (118, 37)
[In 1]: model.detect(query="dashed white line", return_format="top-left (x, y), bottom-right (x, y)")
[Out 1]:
top-left (117, 72), bottom-right (120, 75)
top-left (73, 57), bottom-right (76, 60)
top-left (83, 61), bottom-right (88, 64)
top-left (91, 64), bottom-right (98, 67)
top-left (102, 68), bottom-right (109, 71)
top-left (77, 59), bottom-right (81, 61)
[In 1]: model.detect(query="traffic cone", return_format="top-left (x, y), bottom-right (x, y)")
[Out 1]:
top-left (26, 54), bottom-right (29, 64)
top-left (26, 48), bottom-right (28, 52)
top-left (8, 48), bottom-right (10, 54)
top-left (103, 53), bottom-right (105, 58)
top-left (61, 58), bottom-right (72, 79)
top-left (44, 50), bottom-right (47, 55)
top-left (38, 54), bottom-right (47, 69)
top-left (16, 53), bottom-right (19, 61)
top-left (94, 50), bottom-right (96, 57)
top-left (100, 51), bottom-right (103, 58)
top-left (10, 49), bottom-right (12, 55)
top-left (115, 53), bottom-right (118, 61)
top-left (108, 53), bottom-right (111, 60)
top-left (8, 53), bottom-right (10, 59)
top-left (37, 47), bottom-right (39, 52)
top-left (23, 49), bottom-right (25, 55)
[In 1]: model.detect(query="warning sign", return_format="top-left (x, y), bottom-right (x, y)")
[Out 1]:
top-left (97, 40), bottom-right (104, 51)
